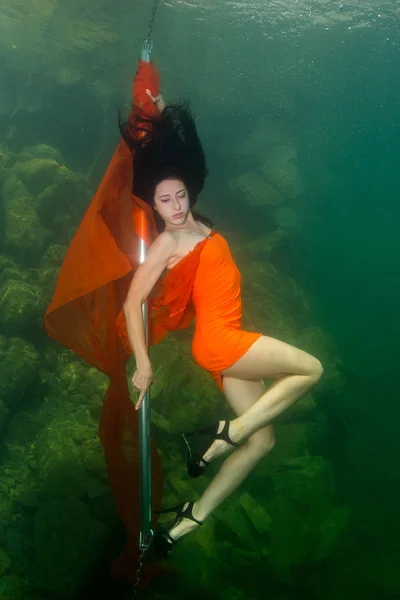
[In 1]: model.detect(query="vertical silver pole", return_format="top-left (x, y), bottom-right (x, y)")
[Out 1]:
top-left (138, 236), bottom-right (153, 549)
top-left (138, 38), bottom-right (156, 550)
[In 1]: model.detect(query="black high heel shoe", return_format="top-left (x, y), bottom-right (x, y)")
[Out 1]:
top-left (153, 501), bottom-right (203, 558)
top-left (182, 420), bottom-right (239, 478)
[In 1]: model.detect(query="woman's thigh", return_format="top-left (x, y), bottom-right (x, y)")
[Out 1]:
top-left (222, 376), bottom-right (265, 416)
top-left (222, 335), bottom-right (322, 381)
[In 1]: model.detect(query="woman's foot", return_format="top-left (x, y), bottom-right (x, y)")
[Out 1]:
top-left (167, 501), bottom-right (203, 541)
top-left (184, 420), bottom-right (242, 478)
top-left (201, 420), bottom-right (240, 464)
top-left (154, 501), bottom-right (204, 557)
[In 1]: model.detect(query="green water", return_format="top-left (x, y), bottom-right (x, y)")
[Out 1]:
top-left (0, 1), bottom-right (399, 599)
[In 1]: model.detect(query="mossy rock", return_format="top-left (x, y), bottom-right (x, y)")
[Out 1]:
top-left (238, 491), bottom-right (272, 534)
top-left (2, 175), bottom-right (48, 259)
top-left (55, 67), bottom-right (82, 86)
top-left (269, 422), bottom-right (309, 466)
top-left (0, 574), bottom-right (23, 600)
top-left (0, 336), bottom-right (40, 408)
top-left (13, 158), bottom-right (59, 195)
top-left (54, 360), bottom-right (92, 395)
top-left (261, 152), bottom-right (304, 200)
top-left (17, 488), bottom-right (40, 509)
top-left (273, 206), bottom-right (302, 229)
top-left (36, 424), bottom-right (86, 488)
top-left (80, 437), bottom-right (107, 475)
top-left (229, 171), bottom-right (284, 207)
top-left (278, 393), bottom-right (318, 424)
top-left (18, 144), bottom-right (64, 165)
top-left (40, 243), bottom-right (68, 269)
top-left (271, 455), bottom-right (335, 510)
top-left (0, 256), bottom-right (17, 279)
top-left (241, 229), bottom-right (288, 259)
top-left (0, 280), bottom-right (47, 333)
top-left (265, 455), bottom-right (337, 580)
top-left (0, 547), bottom-right (11, 576)
top-left (40, 459), bottom-right (89, 499)
top-left (29, 497), bottom-right (107, 596)
top-left (0, 400), bottom-right (9, 435)
top-left (216, 498), bottom-right (261, 548)
top-left (5, 410), bottom-right (41, 444)
top-left (0, 149), bottom-right (9, 180)
top-left (2, 172), bottom-right (31, 203)
top-left (311, 505), bottom-right (350, 562)
top-left (37, 165), bottom-right (90, 227)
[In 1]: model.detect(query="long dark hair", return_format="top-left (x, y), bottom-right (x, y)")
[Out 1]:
top-left (119, 102), bottom-right (213, 232)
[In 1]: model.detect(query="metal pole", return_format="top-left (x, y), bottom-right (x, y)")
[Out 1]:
top-left (137, 36), bottom-right (156, 552)
top-left (138, 237), bottom-right (153, 549)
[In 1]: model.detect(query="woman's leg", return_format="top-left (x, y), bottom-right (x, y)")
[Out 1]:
top-left (167, 336), bottom-right (322, 541)
top-left (167, 378), bottom-right (275, 540)
top-left (201, 335), bottom-right (323, 465)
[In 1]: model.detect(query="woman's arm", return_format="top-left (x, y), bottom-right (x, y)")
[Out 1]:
top-left (146, 88), bottom-right (165, 113)
top-left (123, 231), bottom-right (176, 407)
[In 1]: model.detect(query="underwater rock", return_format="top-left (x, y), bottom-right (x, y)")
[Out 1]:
top-left (37, 164), bottom-right (91, 232)
top-left (241, 229), bottom-right (288, 259)
top-left (279, 392), bottom-right (318, 423)
top-left (0, 147), bottom-right (11, 180)
top-left (239, 491), bottom-right (272, 534)
top-left (54, 67), bottom-right (82, 86)
top-left (56, 17), bottom-right (118, 53)
top-left (18, 144), bottom-right (64, 165)
top-left (0, 400), bottom-right (9, 435)
top-left (16, 489), bottom-right (40, 509)
top-left (37, 243), bottom-right (68, 292)
top-left (29, 497), bottom-right (107, 596)
top-left (5, 410), bottom-right (41, 446)
top-left (229, 171), bottom-right (284, 207)
top-left (32, 0), bottom-right (57, 18)
top-left (40, 243), bottom-right (67, 268)
top-left (0, 256), bottom-right (30, 284)
top-left (311, 505), bottom-right (350, 562)
top-left (0, 574), bottom-right (23, 600)
top-left (2, 175), bottom-right (49, 260)
top-left (79, 437), bottom-right (107, 476)
top-left (0, 85), bottom-right (14, 116)
top-left (0, 336), bottom-right (40, 409)
top-left (0, 279), bottom-right (47, 334)
top-left (217, 498), bottom-right (262, 549)
top-left (13, 158), bottom-right (60, 196)
top-left (271, 423), bottom-right (310, 464)
top-left (236, 123), bottom-right (304, 202)
top-left (266, 455), bottom-right (337, 580)
top-left (0, 547), bottom-right (11, 576)
top-left (273, 206), bottom-right (302, 229)
top-left (261, 152), bottom-right (304, 201)
top-left (36, 424), bottom-right (87, 491)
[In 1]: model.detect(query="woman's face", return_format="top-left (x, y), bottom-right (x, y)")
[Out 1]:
top-left (153, 178), bottom-right (190, 227)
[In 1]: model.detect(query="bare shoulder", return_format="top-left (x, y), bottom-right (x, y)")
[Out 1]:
top-left (149, 230), bottom-right (177, 253)
top-left (143, 231), bottom-right (177, 269)
top-left (197, 221), bottom-right (213, 236)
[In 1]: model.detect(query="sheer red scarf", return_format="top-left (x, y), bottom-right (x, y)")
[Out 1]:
top-left (44, 60), bottom-right (172, 587)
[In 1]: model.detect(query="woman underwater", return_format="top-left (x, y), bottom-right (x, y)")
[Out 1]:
top-left (121, 89), bottom-right (324, 557)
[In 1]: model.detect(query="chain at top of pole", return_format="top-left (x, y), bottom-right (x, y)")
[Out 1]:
top-left (147, 0), bottom-right (161, 41)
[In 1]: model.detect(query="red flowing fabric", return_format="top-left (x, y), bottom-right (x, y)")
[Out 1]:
top-left (44, 60), bottom-right (175, 587)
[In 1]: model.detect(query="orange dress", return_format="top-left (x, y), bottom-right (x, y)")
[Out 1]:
top-left (121, 229), bottom-right (263, 391)
top-left (191, 231), bottom-right (263, 389)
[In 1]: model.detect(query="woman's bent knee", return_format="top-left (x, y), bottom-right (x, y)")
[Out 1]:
top-left (310, 358), bottom-right (323, 383)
